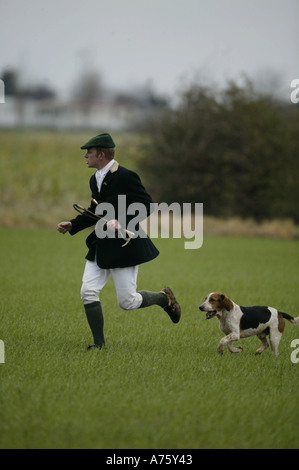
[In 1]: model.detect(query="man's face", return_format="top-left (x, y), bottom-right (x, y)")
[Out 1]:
top-left (84, 147), bottom-right (102, 169)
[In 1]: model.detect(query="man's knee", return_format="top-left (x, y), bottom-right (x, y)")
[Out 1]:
top-left (80, 282), bottom-right (99, 304)
top-left (117, 292), bottom-right (142, 310)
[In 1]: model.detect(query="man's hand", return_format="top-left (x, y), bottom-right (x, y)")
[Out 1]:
top-left (57, 221), bottom-right (72, 234)
top-left (106, 219), bottom-right (122, 232)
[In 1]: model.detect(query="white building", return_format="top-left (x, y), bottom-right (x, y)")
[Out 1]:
top-left (0, 96), bottom-right (156, 130)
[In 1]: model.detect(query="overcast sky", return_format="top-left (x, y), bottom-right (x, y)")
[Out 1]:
top-left (0, 0), bottom-right (298, 100)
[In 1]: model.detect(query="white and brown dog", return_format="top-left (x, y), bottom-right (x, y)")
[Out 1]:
top-left (199, 292), bottom-right (299, 355)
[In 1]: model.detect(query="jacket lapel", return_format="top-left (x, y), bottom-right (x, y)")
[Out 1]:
top-left (100, 160), bottom-right (119, 196)
top-left (93, 161), bottom-right (119, 199)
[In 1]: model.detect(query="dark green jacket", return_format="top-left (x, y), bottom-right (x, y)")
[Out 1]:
top-left (69, 161), bottom-right (159, 269)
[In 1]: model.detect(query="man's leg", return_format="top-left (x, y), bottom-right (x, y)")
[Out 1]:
top-left (84, 301), bottom-right (105, 348)
top-left (111, 266), bottom-right (143, 310)
top-left (81, 260), bottom-right (110, 348)
top-left (138, 290), bottom-right (169, 308)
top-left (139, 288), bottom-right (181, 323)
top-left (111, 267), bottom-right (181, 323)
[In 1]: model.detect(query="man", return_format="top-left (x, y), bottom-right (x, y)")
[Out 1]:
top-left (57, 133), bottom-right (181, 349)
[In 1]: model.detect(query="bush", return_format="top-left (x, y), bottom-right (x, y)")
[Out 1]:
top-left (141, 79), bottom-right (299, 222)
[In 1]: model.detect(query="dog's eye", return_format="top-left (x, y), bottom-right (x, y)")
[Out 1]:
top-left (210, 298), bottom-right (214, 302)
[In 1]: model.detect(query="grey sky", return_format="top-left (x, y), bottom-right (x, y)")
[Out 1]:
top-left (0, 0), bottom-right (298, 100)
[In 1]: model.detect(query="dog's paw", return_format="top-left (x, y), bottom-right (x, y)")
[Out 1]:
top-left (217, 345), bottom-right (224, 354)
top-left (255, 349), bottom-right (264, 355)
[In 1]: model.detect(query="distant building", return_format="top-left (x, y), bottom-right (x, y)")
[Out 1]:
top-left (0, 96), bottom-right (163, 130)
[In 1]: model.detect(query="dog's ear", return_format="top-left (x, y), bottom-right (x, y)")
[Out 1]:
top-left (220, 294), bottom-right (233, 311)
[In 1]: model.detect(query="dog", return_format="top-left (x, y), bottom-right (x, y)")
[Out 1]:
top-left (199, 292), bottom-right (299, 355)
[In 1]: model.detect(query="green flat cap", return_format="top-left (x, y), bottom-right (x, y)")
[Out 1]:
top-left (80, 133), bottom-right (115, 149)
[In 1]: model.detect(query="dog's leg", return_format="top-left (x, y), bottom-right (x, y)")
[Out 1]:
top-left (255, 333), bottom-right (269, 355)
top-left (269, 329), bottom-right (282, 356)
top-left (227, 342), bottom-right (243, 353)
top-left (217, 332), bottom-right (240, 354)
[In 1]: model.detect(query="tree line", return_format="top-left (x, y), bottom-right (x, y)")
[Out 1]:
top-left (141, 79), bottom-right (299, 222)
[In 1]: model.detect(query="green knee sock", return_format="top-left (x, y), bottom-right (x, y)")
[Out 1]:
top-left (138, 290), bottom-right (168, 308)
top-left (84, 301), bottom-right (105, 347)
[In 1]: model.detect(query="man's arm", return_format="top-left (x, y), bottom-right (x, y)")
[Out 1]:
top-left (57, 199), bottom-right (97, 235)
top-left (57, 221), bottom-right (72, 234)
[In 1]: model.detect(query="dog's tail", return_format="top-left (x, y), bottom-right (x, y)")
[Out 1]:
top-left (279, 311), bottom-right (299, 325)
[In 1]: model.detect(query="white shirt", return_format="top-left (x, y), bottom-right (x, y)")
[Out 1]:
top-left (95, 159), bottom-right (115, 193)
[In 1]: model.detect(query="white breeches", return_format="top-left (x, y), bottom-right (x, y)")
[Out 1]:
top-left (80, 259), bottom-right (143, 310)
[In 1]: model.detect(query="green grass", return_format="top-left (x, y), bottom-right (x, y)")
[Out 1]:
top-left (0, 227), bottom-right (298, 449)
top-left (0, 129), bottom-right (148, 228)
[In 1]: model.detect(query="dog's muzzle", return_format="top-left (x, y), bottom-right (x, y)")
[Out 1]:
top-left (199, 305), bottom-right (217, 319)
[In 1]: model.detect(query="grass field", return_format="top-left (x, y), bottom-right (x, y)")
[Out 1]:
top-left (0, 129), bottom-right (147, 228)
top-left (0, 227), bottom-right (298, 449)
top-left (0, 128), bottom-right (297, 239)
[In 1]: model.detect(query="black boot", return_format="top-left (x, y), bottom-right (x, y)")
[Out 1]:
top-left (84, 301), bottom-right (105, 349)
top-left (138, 288), bottom-right (181, 323)
top-left (138, 290), bottom-right (169, 308)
